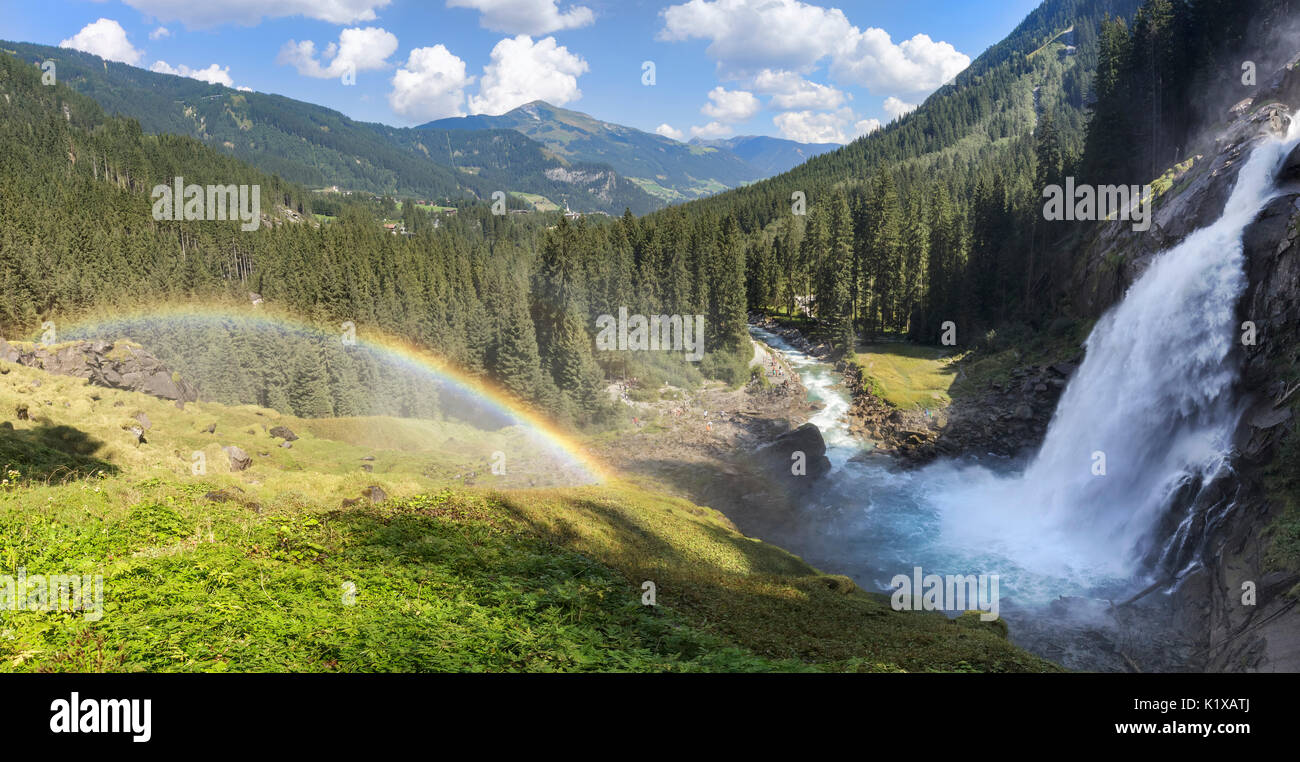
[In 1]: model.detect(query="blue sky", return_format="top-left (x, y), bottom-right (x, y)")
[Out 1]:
top-left (4, 0), bottom-right (1043, 143)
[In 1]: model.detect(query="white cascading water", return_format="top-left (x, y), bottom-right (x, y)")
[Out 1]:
top-left (937, 117), bottom-right (1300, 581)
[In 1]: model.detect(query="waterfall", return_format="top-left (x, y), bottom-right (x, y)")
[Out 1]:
top-left (939, 118), bottom-right (1300, 581)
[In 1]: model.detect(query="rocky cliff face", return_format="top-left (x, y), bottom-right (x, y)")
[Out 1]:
top-left (1194, 154), bottom-right (1300, 672)
top-left (0, 338), bottom-right (199, 403)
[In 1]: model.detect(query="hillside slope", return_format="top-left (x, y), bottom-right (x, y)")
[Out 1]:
top-left (0, 353), bottom-right (1057, 672)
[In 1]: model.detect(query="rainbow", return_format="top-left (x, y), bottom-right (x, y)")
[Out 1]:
top-left (40, 302), bottom-right (612, 483)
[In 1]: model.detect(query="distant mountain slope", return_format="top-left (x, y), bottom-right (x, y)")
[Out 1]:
top-left (691, 135), bottom-right (840, 176)
top-left (422, 101), bottom-right (766, 203)
top-left (1, 41), bottom-right (659, 215)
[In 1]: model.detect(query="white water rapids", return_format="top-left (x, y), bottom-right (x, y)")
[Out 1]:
top-left (745, 120), bottom-right (1300, 667)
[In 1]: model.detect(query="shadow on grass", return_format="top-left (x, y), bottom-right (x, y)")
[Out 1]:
top-left (486, 488), bottom-right (1055, 672)
top-left (0, 422), bottom-right (119, 484)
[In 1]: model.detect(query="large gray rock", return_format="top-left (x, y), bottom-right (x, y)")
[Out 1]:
top-left (757, 422), bottom-right (832, 480)
top-left (0, 339), bottom-right (198, 402)
top-left (223, 445), bottom-right (252, 472)
top-left (269, 425), bottom-right (298, 442)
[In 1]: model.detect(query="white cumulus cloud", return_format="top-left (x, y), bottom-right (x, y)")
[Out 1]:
top-left (752, 69), bottom-right (845, 110)
top-left (278, 27), bottom-right (399, 79)
top-left (701, 86), bottom-right (759, 122)
top-left (150, 60), bottom-right (236, 87)
top-left (659, 0), bottom-right (969, 95)
top-left (467, 35), bottom-right (588, 115)
top-left (59, 19), bottom-right (142, 65)
top-left (118, 0), bottom-right (392, 27)
top-left (882, 96), bottom-right (917, 121)
top-left (446, 0), bottom-right (595, 35)
top-left (389, 45), bottom-right (474, 122)
top-left (833, 30), bottom-right (968, 94)
top-left (149, 27), bottom-right (171, 40)
top-left (655, 123), bottom-right (685, 141)
top-left (773, 107), bottom-right (877, 144)
top-left (690, 121), bottom-right (733, 139)
top-left (660, 0), bottom-right (850, 78)
top-left (854, 117), bottom-right (882, 138)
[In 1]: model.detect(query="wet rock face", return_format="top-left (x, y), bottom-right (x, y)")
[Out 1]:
top-left (1186, 118), bottom-right (1300, 672)
top-left (0, 339), bottom-right (199, 403)
top-left (1074, 101), bottom-right (1293, 322)
top-left (1239, 193), bottom-right (1300, 400)
top-left (1279, 142), bottom-right (1300, 184)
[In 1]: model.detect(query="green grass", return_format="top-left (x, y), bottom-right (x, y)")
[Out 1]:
top-left (0, 357), bottom-right (1058, 672)
top-left (508, 192), bottom-right (559, 212)
top-left (949, 320), bottom-right (1093, 401)
top-left (627, 177), bottom-right (686, 203)
top-left (851, 344), bottom-right (958, 410)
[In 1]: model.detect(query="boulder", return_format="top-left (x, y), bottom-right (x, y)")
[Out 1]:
top-left (361, 485), bottom-right (388, 504)
top-left (133, 411), bottom-right (152, 431)
top-left (757, 422), bottom-right (832, 480)
top-left (0, 339), bottom-right (199, 402)
top-left (223, 445), bottom-right (252, 472)
top-left (269, 425), bottom-right (298, 441)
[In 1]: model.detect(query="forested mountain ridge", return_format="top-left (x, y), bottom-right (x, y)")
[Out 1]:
top-left (422, 100), bottom-right (767, 203)
top-left (1, 41), bottom-right (660, 215)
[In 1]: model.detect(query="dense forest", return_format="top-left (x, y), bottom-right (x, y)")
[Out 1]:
top-left (0, 50), bottom-right (749, 427)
